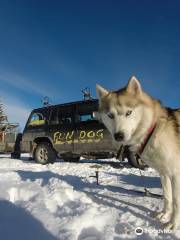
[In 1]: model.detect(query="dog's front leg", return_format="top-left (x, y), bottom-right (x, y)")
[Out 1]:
top-left (156, 174), bottom-right (172, 221)
top-left (164, 175), bottom-right (180, 231)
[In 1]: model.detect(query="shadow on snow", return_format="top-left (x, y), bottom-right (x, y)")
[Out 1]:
top-left (16, 170), bottom-right (178, 240)
top-left (0, 199), bottom-right (58, 240)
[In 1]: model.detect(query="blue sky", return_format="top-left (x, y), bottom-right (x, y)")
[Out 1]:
top-left (0, 0), bottom-right (180, 128)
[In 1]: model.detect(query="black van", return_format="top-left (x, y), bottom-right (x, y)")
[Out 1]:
top-left (20, 99), bottom-right (117, 164)
top-left (17, 99), bottom-right (146, 168)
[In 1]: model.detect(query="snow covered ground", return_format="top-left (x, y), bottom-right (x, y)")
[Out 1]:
top-left (0, 154), bottom-right (179, 240)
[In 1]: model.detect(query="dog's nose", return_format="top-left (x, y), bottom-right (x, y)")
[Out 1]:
top-left (114, 132), bottom-right (124, 141)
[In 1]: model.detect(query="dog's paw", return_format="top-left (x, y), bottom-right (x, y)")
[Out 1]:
top-left (155, 211), bottom-right (171, 222)
top-left (163, 221), bottom-right (179, 231)
top-left (163, 222), bottom-right (173, 231)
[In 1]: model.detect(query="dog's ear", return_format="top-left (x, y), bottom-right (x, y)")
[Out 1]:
top-left (96, 84), bottom-right (108, 99)
top-left (126, 76), bottom-right (142, 95)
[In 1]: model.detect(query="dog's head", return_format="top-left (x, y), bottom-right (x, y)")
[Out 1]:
top-left (96, 76), bottom-right (153, 144)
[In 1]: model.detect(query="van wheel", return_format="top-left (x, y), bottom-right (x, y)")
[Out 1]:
top-left (35, 143), bottom-right (56, 164)
top-left (11, 152), bottom-right (21, 159)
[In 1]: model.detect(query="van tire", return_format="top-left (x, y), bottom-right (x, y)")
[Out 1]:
top-left (35, 143), bottom-right (56, 164)
top-left (11, 133), bottom-right (22, 159)
top-left (11, 152), bottom-right (21, 159)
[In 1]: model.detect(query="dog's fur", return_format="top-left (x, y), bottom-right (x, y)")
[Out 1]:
top-left (96, 76), bottom-right (180, 230)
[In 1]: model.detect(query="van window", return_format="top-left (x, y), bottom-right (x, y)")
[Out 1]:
top-left (49, 107), bottom-right (72, 125)
top-left (77, 112), bottom-right (98, 123)
top-left (79, 113), bottom-right (93, 122)
top-left (76, 102), bottom-right (98, 123)
top-left (29, 113), bottom-right (45, 126)
top-left (59, 116), bottom-right (72, 124)
top-left (58, 109), bottom-right (72, 124)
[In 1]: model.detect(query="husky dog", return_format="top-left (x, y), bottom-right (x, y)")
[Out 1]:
top-left (96, 76), bottom-right (180, 230)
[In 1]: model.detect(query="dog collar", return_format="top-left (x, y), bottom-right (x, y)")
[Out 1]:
top-left (138, 121), bottom-right (157, 156)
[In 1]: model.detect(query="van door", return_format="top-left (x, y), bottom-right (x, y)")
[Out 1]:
top-left (48, 105), bottom-right (75, 154)
top-left (74, 101), bottom-right (113, 153)
top-left (22, 109), bottom-right (49, 152)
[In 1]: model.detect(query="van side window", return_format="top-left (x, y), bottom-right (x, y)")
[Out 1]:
top-left (49, 108), bottom-right (72, 125)
top-left (79, 113), bottom-right (93, 122)
top-left (58, 113), bottom-right (72, 125)
top-left (29, 113), bottom-right (45, 126)
top-left (76, 102), bottom-right (98, 123)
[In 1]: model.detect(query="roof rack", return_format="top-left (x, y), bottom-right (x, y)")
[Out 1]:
top-left (81, 87), bottom-right (93, 101)
top-left (42, 96), bottom-right (51, 107)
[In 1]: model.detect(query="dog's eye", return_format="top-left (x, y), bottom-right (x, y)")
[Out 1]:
top-left (107, 112), bottom-right (114, 119)
top-left (126, 110), bottom-right (132, 117)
